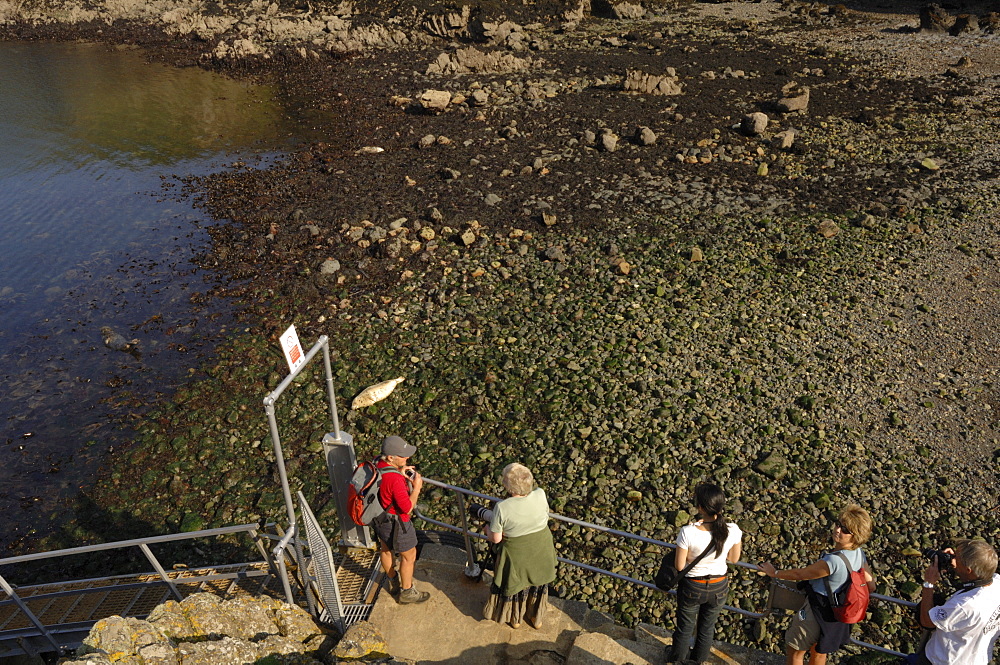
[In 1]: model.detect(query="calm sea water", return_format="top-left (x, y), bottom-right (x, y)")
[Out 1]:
top-left (0, 42), bottom-right (292, 549)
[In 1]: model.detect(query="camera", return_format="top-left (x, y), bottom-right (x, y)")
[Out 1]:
top-left (468, 502), bottom-right (494, 522)
top-left (923, 548), bottom-right (953, 571)
top-left (404, 468), bottom-right (416, 480)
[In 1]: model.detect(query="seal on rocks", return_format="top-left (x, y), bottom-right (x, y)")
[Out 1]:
top-left (100, 326), bottom-right (141, 359)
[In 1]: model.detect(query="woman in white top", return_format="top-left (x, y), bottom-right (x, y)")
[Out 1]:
top-left (666, 483), bottom-right (743, 664)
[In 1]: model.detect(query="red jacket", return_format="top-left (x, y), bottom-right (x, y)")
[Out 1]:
top-left (376, 459), bottom-right (412, 522)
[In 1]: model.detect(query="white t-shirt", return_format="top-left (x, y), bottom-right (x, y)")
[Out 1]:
top-left (675, 521), bottom-right (743, 577)
top-left (925, 574), bottom-right (1000, 665)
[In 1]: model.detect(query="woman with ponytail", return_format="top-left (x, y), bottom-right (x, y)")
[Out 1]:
top-left (666, 483), bottom-right (743, 664)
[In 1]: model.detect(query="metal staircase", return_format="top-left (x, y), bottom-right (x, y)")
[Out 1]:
top-left (0, 523), bottom-right (379, 659)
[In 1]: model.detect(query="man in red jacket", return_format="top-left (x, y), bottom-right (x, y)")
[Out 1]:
top-left (374, 435), bottom-right (430, 604)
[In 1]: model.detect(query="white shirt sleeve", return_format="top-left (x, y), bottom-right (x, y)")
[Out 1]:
top-left (929, 594), bottom-right (976, 632)
top-left (676, 524), bottom-right (692, 550)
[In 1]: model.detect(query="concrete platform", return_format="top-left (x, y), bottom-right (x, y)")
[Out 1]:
top-left (367, 544), bottom-right (784, 665)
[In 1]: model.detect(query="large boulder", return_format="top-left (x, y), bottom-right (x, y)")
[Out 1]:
top-left (919, 4), bottom-right (952, 32)
top-left (63, 593), bottom-right (332, 665)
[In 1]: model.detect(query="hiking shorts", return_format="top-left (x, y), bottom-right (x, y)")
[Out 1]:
top-left (785, 598), bottom-right (821, 651)
top-left (373, 513), bottom-right (417, 553)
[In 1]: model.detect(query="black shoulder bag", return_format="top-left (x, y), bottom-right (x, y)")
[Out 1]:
top-left (654, 544), bottom-right (714, 591)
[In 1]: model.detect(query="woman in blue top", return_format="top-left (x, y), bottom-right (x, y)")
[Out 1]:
top-left (760, 505), bottom-right (874, 665)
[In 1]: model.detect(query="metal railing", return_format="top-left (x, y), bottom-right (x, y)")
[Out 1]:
top-left (0, 523), bottom-right (289, 655)
top-left (414, 477), bottom-right (916, 658)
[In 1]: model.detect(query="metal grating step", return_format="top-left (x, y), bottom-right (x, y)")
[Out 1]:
top-left (332, 548), bottom-right (378, 605)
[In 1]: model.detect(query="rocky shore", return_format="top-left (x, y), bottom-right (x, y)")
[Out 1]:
top-left (3, 0), bottom-right (1000, 657)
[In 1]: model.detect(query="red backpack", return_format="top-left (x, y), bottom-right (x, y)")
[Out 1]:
top-left (347, 460), bottom-right (402, 526)
top-left (824, 551), bottom-right (870, 624)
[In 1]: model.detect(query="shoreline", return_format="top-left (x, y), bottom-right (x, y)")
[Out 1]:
top-left (3, 0), bottom-right (999, 654)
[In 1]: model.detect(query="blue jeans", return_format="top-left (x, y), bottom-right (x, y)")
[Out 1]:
top-left (667, 576), bottom-right (729, 663)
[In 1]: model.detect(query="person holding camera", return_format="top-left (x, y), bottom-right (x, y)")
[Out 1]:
top-left (482, 463), bottom-right (557, 629)
top-left (374, 435), bottom-right (430, 605)
top-left (759, 505), bottom-right (874, 665)
top-left (665, 482), bottom-right (743, 665)
top-left (905, 539), bottom-right (1000, 665)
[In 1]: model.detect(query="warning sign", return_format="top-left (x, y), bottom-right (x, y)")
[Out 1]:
top-left (280, 325), bottom-right (306, 374)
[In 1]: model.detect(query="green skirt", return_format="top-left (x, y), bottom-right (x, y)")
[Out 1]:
top-left (483, 528), bottom-right (557, 627)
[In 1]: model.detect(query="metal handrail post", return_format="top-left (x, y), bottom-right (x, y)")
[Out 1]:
top-left (263, 398), bottom-right (316, 616)
top-left (138, 544), bottom-right (183, 601)
top-left (452, 492), bottom-right (481, 578)
top-left (248, 526), bottom-right (276, 574)
top-left (272, 526), bottom-right (298, 606)
top-left (0, 573), bottom-right (62, 653)
top-left (320, 337), bottom-right (344, 443)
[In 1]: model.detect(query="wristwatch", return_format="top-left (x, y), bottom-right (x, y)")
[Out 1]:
top-left (923, 581), bottom-right (935, 589)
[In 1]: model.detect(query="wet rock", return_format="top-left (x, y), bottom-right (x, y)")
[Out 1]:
top-left (599, 130), bottom-right (619, 152)
top-left (611, 2), bottom-right (645, 20)
top-left (817, 219), bottom-right (840, 238)
top-left (950, 13), bottom-right (979, 34)
top-left (545, 246), bottom-right (567, 262)
top-left (383, 237), bottom-right (403, 258)
top-left (469, 89), bottom-right (489, 106)
top-left (776, 85), bottom-right (809, 113)
top-left (741, 112), bottom-right (768, 136)
top-left (211, 38), bottom-right (266, 60)
top-left (635, 126), bottom-right (657, 145)
top-left (771, 129), bottom-right (797, 149)
top-left (425, 47), bottom-right (539, 75)
top-left (623, 69), bottom-right (682, 95)
top-left (919, 3), bottom-right (952, 32)
top-left (563, 0), bottom-right (591, 21)
top-left (422, 5), bottom-right (471, 39)
top-left (419, 89), bottom-right (452, 112)
top-left (754, 453), bottom-right (789, 480)
top-left (480, 20), bottom-right (525, 47)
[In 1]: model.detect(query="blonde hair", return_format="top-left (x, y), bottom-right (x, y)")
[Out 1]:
top-left (954, 539), bottom-right (998, 581)
top-left (838, 504), bottom-right (872, 548)
top-left (501, 463), bottom-right (534, 497)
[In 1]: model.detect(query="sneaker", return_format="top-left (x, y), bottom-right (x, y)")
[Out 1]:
top-left (398, 586), bottom-right (430, 604)
top-left (384, 574), bottom-right (400, 596)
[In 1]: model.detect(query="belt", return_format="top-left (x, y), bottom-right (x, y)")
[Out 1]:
top-left (689, 576), bottom-right (727, 584)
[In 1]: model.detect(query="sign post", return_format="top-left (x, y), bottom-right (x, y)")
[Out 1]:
top-left (263, 331), bottom-right (354, 616)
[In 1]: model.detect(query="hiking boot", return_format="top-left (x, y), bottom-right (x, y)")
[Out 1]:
top-left (398, 586), bottom-right (430, 604)
top-left (384, 574), bottom-right (400, 596)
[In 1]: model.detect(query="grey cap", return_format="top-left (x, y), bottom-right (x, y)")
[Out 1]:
top-left (381, 435), bottom-right (416, 458)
